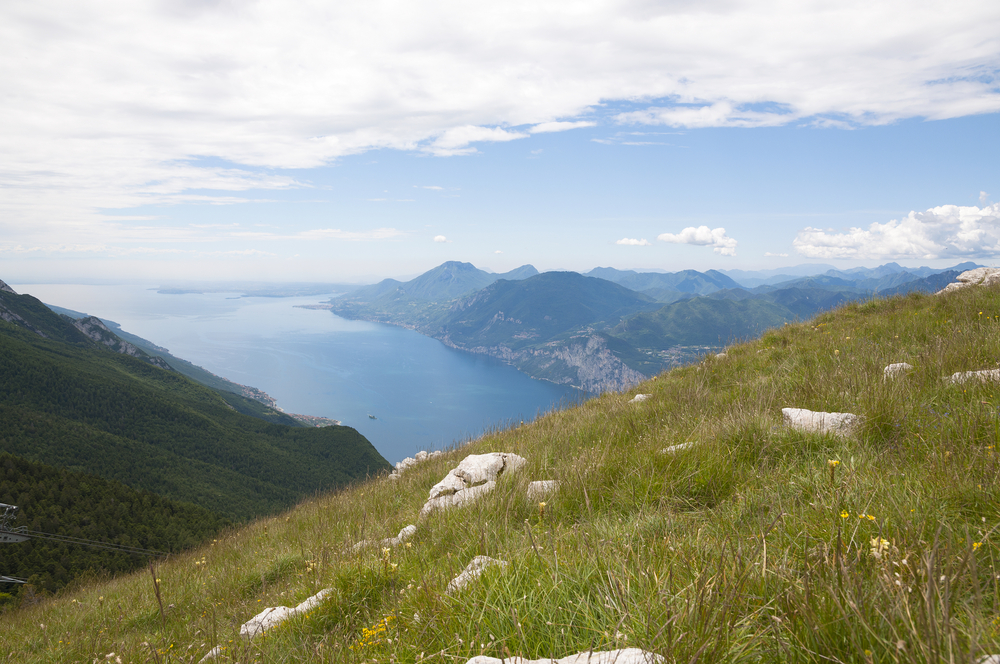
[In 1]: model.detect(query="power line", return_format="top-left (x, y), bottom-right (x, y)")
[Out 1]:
top-left (18, 530), bottom-right (168, 558)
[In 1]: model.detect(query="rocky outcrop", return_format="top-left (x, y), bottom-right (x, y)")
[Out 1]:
top-left (389, 450), bottom-right (444, 480)
top-left (883, 362), bottom-right (913, 379)
top-left (420, 453), bottom-right (526, 518)
top-left (201, 589), bottom-right (332, 660)
top-left (527, 480), bottom-right (559, 500)
top-left (782, 408), bottom-right (859, 437)
top-left (444, 334), bottom-right (646, 394)
top-left (446, 556), bottom-right (508, 594)
top-left (937, 268), bottom-right (1000, 294)
top-left (71, 317), bottom-right (173, 370)
top-left (629, 394), bottom-right (651, 403)
top-left (946, 369), bottom-right (1000, 384)
top-left (465, 649), bottom-right (664, 664)
top-left (351, 525), bottom-right (417, 552)
top-left (0, 280), bottom-right (16, 295)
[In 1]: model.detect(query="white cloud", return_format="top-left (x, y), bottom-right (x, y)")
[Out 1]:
top-left (658, 226), bottom-right (738, 256)
top-left (793, 203), bottom-right (1000, 259)
top-left (427, 126), bottom-right (530, 156)
top-left (982, 191), bottom-right (991, 204)
top-left (495, 250), bottom-right (503, 254)
top-left (615, 238), bottom-right (651, 246)
top-left (434, 235), bottom-right (448, 243)
top-left (417, 185), bottom-right (444, 190)
top-left (764, 252), bottom-right (790, 257)
top-left (529, 121), bottom-right (596, 134)
top-left (0, 0), bottom-right (998, 248)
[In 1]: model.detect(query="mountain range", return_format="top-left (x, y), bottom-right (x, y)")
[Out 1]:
top-left (325, 260), bottom-right (979, 392)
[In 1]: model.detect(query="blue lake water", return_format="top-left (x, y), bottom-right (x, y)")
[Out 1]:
top-left (13, 284), bottom-right (583, 464)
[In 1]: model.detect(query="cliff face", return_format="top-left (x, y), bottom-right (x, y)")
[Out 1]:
top-left (71, 316), bottom-right (173, 370)
top-left (440, 333), bottom-right (646, 393)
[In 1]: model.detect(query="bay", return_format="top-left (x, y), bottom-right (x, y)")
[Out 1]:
top-left (12, 283), bottom-right (582, 464)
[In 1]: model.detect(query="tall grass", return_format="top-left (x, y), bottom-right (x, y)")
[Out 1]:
top-left (3, 286), bottom-right (1000, 662)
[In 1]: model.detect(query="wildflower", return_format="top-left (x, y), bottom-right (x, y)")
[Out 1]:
top-left (973, 542), bottom-right (983, 551)
top-left (834, 350), bottom-right (840, 356)
top-left (870, 537), bottom-right (890, 558)
top-left (840, 510), bottom-right (849, 519)
top-left (539, 501), bottom-right (547, 516)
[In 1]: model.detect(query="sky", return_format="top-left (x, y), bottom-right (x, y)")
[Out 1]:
top-left (2, 0), bottom-right (999, 284)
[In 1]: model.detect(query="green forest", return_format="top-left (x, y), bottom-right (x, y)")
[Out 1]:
top-left (0, 453), bottom-right (229, 602)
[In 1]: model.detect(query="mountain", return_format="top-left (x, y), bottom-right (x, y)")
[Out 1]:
top-left (346, 262), bottom-right (539, 304)
top-left (585, 267), bottom-right (741, 300)
top-left (609, 271), bottom-right (964, 354)
top-left (6, 273), bottom-right (998, 661)
top-left (441, 272), bottom-right (658, 347)
top-left (610, 296), bottom-right (793, 348)
top-left (0, 284), bottom-right (390, 520)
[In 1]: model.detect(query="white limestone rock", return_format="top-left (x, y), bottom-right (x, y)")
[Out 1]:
top-left (0, 280), bottom-right (16, 295)
top-left (465, 648), bottom-right (664, 664)
top-left (351, 524), bottom-right (417, 552)
top-left (937, 267), bottom-right (1000, 295)
top-left (716, 352), bottom-right (727, 359)
top-left (782, 407), bottom-right (859, 437)
top-left (661, 441), bottom-right (696, 454)
top-left (446, 556), bottom-right (508, 594)
top-left (421, 481), bottom-right (496, 518)
top-left (420, 452), bottom-right (526, 517)
top-left (976, 656), bottom-right (1000, 664)
top-left (238, 588), bottom-right (332, 638)
top-left (946, 369), bottom-right (1000, 384)
top-left (883, 362), bottom-right (913, 379)
top-left (629, 394), bottom-right (652, 403)
top-left (527, 480), bottom-right (559, 500)
top-left (388, 449), bottom-right (444, 480)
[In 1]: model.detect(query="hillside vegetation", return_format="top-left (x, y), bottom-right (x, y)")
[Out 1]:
top-left (0, 287), bottom-right (389, 520)
top-left (0, 454), bottom-right (230, 597)
top-left (4, 283), bottom-right (1000, 662)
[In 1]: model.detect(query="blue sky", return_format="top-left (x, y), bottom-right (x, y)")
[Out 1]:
top-left (2, 1), bottom-right (999, 283)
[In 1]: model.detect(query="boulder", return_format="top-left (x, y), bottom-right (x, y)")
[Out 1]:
top-left (937, 267), bottom-right (1000, 295)
top-left (716, 352), bottom-right (727, 359)
top-left (883, 362), bottom-right (913, 379)
top-left (239, 588), bottom-right (332, 638)
top-left (388, 450), bottom-right (444, 480)
top-left (429, 453), bottom-right (526, 498)
top-left (446, 556), bottom-right (508, 595)
top-left (947, 369), bottom-right (1000, 384)
top-left (782, 407), bottom-right (859, 437)
top-left (351, 524), bottom-right (417, 552)
top-left (421, 482), bottom-right (496, 518)
top-left (527, 480), bottom-right (559, 500)
top-left (201, 588), bottom-right (334, 659)
top-left (629, 394), bottom-right (651, 403)
top-left (465, 648), bottom-right (664, 664)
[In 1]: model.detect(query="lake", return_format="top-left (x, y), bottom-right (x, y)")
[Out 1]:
top-left (12, 284), bottom-right (583, 465)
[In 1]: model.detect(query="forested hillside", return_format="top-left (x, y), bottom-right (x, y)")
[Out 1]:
top-left (0, 287), bottom-right (390, 520)
top-left (0, 454), bottom-right (229, 598)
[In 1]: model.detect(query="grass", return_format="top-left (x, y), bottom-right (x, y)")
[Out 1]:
top-left (4, 285), bottom-right (1000, 662)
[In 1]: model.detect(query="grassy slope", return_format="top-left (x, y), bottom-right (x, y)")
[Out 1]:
top-left (4, 286), bottom-right (1000, 662)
